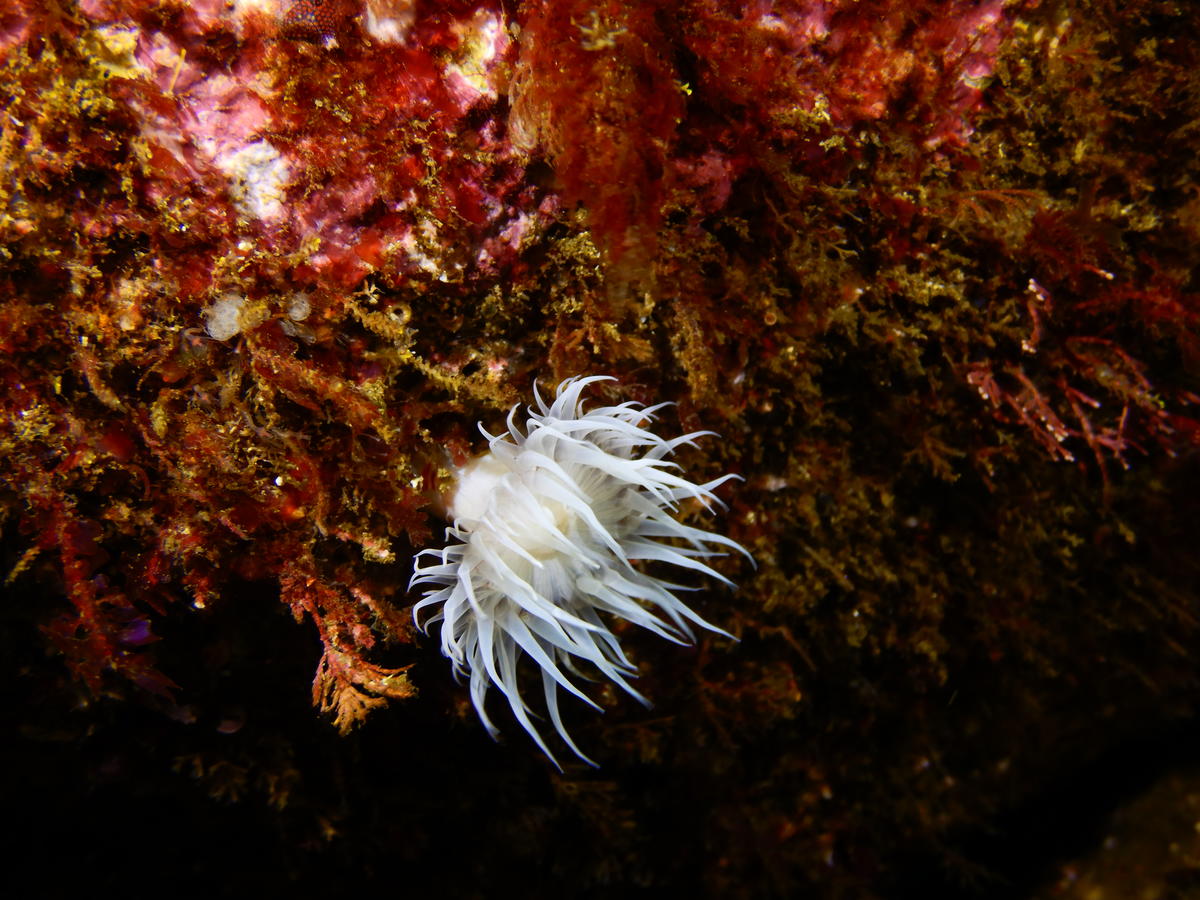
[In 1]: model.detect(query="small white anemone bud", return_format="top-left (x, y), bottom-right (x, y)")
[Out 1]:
top-left (411, 376), bottom-right (751, 766)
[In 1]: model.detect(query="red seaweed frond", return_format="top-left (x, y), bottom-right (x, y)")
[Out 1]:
top-left (964, 273), bottom-right (1196, 493)
top-left (278, 554), bottom-right (414, 734)
top-left (510, 0), bottom-right (685, 275)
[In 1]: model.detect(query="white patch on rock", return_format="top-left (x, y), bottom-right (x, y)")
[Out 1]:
top-left (233, 0), bottom-right (284, 19)
top-left (204, 292), bottom-right (247, 340)
top-left (216, 140), bottom-right (290, 222)
top-left (364, 0), bottom-right (417, 44)
top-left (287, 293), bottom-right (312, 321)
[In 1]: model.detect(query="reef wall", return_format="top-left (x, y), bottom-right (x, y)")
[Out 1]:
top-left (2, 1), bottom-right (1198, 895)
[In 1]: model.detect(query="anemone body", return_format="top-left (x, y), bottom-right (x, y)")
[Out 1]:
top-left (411, 376), bottom-right (747, 765)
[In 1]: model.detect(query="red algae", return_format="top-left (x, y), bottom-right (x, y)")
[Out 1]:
top-left (510, 0), bottom-right (686, 277)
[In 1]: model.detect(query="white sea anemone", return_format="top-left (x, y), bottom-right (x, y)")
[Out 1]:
top-left (411, 375), bottom-right (750, 766)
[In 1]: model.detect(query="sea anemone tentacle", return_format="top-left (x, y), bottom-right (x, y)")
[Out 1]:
top-left (410, 376), bottom-right (751, 767)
